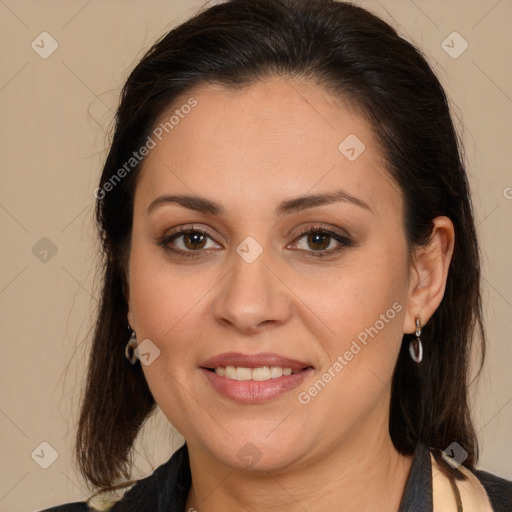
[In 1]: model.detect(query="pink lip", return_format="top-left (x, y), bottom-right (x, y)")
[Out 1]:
top-left (201, 367), bottom-right (314, 404)
top-left (200, 352), bottom-right (313, 372)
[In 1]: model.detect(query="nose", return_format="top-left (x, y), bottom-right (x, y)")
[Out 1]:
top-left (212, 245), bottom-right (293, 334)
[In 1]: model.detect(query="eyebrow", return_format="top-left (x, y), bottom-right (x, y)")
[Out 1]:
top-left (146, 189), bottom-right (373, 216)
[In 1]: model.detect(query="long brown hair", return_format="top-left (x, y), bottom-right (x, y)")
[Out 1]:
top-left (76, 0), bottom-right (485, 499)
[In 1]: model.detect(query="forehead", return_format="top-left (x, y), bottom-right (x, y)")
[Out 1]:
top-left (135, 76), bottom-right (401, 219)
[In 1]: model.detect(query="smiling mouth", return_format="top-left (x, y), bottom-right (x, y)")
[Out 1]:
top-left (204, 365), bottom-right (313, 381)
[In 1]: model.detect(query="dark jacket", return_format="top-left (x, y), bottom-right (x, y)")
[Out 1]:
top-left (38, 442), bottom-right (512, 512)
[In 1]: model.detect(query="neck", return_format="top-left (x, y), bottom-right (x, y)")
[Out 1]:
top-left (185, 418), bottom-right (413, 512)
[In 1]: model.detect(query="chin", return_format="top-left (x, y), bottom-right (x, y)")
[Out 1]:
top-left (200, 433), bottom-right (307, 473)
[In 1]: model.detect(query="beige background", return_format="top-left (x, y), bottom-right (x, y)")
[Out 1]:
top-left (0, 0), bottom-right (510, 510)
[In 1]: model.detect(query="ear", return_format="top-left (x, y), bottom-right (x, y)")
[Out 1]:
top-left (403, 216), bottom-right (455, 334)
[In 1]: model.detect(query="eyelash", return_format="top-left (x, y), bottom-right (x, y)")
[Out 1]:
top-left (156, 224), bottom-right (354, 259)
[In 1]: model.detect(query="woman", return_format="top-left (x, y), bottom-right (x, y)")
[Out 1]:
top-left (39, 0), bottom-right (511, 510)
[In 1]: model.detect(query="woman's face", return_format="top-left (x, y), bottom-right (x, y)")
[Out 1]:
top-left (127, 76), bottom-right (414, 471)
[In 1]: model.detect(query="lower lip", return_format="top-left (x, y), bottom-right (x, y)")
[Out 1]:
top-left (201, 367), bottom-right (314, 404)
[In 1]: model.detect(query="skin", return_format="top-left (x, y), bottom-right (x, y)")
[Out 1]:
top-left (126, 76), bottom-right (454, 511)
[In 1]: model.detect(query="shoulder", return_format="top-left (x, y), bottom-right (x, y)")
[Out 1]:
top-left (37, 444), bottom-right (190, 512)
top-left (37, 504), bottom-right (93, 512)
top-left (35, 472), bottom-right (156, 512)
top-left (472, 468), bottom-right (512, 512)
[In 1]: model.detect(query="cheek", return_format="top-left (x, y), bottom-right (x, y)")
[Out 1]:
top-left (127, 242), bottom-right (205, 424)
top-left (128, 237), bottom-right (206, 341)
top-left (299, 246), bottom-right (407, 402)
top-left (300, 245), bottom-right (407, 345)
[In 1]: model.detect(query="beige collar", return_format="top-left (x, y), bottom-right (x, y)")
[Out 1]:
top-left (431, 453), bottom-right (493, 511)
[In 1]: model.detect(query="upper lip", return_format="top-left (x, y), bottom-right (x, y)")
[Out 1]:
top-left (201, 352), bottom-right (313, 371)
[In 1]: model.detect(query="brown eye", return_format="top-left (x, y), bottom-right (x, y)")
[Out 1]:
top-left (290, 226), bottom-right (354, 257)
top-left (157, 228), bottom-right (221, 258)
top-left (306, 232), bottom-right (331, 251)
top-left (182, 232), bottom-right (207, 250)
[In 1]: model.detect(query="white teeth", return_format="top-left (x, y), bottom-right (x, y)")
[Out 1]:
top-left (235, 367), bottom-right (252, 381)
top-left (252, 366), bottom-right (271, 381)
top-left (212, 365), bottom-right (298, 381)
top-left (270, 366), bottom-right (282, 378)
top-left (225, 365), bottom-right (237, 379)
